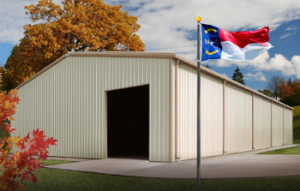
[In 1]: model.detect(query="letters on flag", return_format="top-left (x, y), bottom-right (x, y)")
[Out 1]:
top-left (201, 24), bottom-right (272, 61)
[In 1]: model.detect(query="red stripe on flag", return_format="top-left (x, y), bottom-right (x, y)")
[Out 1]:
top-left (220, 27), bottom-right (270, 48)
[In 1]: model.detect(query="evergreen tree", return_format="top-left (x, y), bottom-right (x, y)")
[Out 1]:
top-left (232, 66), bottom-right (245, 85)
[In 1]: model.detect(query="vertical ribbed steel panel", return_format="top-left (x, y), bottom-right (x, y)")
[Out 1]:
top-left (225, 84), bottom-right (252, 154)
top-left (200, 73), bottom-right (223, 157)
top-left (271, 103), bottom-right (284, 146)
top-left (177, 63), bottom-right (197, 160)
top-left (176, 64), bottom-right (223, 160)
top-left (253, 95), bottom-right (271, 149)
top-left (170, 59), bottom-right (176, 162)
top-left (12, 54), bottom-right (294, 162)
top-left (13, 88), bottom-right (25, 138)
top-left (284, 108), bottom-right (293, 145)
top-left (12, 56), bottom-right (170, 162)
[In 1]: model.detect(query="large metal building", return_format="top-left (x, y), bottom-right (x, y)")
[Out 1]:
top-left (12, 52), bottom-right (293, 162)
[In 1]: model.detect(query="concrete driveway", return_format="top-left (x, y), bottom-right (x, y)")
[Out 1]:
top-left (46, 145), bottom-right (300, 179)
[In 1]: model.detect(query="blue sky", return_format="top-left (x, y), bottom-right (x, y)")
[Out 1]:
top-left (1, 0), bottom-right (300, 90)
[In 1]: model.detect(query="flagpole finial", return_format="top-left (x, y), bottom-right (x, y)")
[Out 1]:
top-left (196, 16), bottom-right (201, 23)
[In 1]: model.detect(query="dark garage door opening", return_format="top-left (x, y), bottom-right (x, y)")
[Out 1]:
top-left (107, 85), bottom-right (149, 159)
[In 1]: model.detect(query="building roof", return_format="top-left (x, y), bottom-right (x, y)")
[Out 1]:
top-left (16, 51), bottom-right (293, 110)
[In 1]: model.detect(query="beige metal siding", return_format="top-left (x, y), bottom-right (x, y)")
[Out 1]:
top-left (271, 103), bottom-right (284, 146)
top-left (13, 56), bottom-right (170, 162)
top-left (225, 84), bottom-right (252, 153)
top-left (176, 64), bottom-right (223, 160)
top-left (12, 52), bottom-right (294, 162)
top-left (200, 73), bottom-right (224, 157)
top-left (253, 95), bottom-right (271, 149)
top-left (176, 63), bottom-right (197, 160)
top-left (169, 59), bottom-right (176, 162)
top-left (13, 88), bottom-right (25, 136)
top-left (284, 108), bottom-right (293, 145)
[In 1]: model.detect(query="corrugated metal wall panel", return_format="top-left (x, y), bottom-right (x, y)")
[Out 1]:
top-left (176, 64), bottom-right (223, 160)
top-left (24, 80), bottom-right (36, 133)
top-left (12, 56), bottom-right (170, 162)
top-left (170, 59), bottom-right (176, 162)
top-left (11, 53), bottom-right (294, 162)
top-left (177, 63), bottom-right (197, 160)
top-left (272, 103), bottom-right (284, 146)
top-left (200, 73), bottom-right (223, 157)
top-left (13, 88), bottom-right (25, 137)
top-left (225, 84), bottom-right (252, 154)
top-left (253, 95), bottom-right (271, 149)
top-left (284, 108), bottom-right (293, 145)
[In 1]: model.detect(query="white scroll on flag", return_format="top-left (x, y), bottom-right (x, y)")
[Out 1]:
top-left (201, 24), bottom-right (272, 61)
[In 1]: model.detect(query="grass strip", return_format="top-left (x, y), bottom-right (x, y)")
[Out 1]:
top-left (259, 145), bottom-right (300, 155)
top-left (24, 168), bottom-right (300, 191)
top-left (42, 160), bottom-right (74, 166)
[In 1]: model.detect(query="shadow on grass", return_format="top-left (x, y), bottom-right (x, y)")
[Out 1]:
top-left (24, 168), bottom-right (300, 191)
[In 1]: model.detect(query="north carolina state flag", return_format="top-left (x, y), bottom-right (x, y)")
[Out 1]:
top-left (201, 24), bottom-right (272, 61)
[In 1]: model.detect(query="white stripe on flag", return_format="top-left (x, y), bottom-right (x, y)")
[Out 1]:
top-left (221, 41), bottom-right (272, 61)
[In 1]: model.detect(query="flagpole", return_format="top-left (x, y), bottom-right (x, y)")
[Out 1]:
top-left (196, 16), bottom-right (202, 191)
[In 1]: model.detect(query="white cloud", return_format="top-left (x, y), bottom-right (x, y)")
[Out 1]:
top-left (292, 56), bottom-right (300, 78)
top-left (280, 33), bottom-right (291, 39)
top-left (245, 72), bottom-right (267, 81)
top-left (119, 0), bottom-right (300, 60)
top-left (285, 25), bottom-right (297, 31)
top-left (1, 0), bottom-right (300, 62)
top-left (269, 54), bottom-right (295, 76)
top-left (208, 52), bottom-right (300, 77)
top-left (0, 0), bottom-right (62, 44)
top-left (222, 73), bottom-right (228, 78)
top-left (249, 52), bottom-right (297, 76)
top-left (0, 1), bottom-right (29, 44)
top-left (280, 25), bottom-right (297, 39)
top-left (206, 59), bottom-right (232, 67)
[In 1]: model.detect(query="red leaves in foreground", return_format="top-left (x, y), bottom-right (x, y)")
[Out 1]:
top-left (0, 88), bottom-right (19, 134)
top-left (0, 129), bottom-right (57, 191)
top-left (0, 85), bottom-right (57, 191)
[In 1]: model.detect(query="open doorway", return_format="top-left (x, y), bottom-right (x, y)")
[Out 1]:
top-left (107, 85), bottom-right (149, 159)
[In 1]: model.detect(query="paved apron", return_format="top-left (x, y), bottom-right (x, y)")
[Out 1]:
top-left (46, 145), bottom-right (300, 179)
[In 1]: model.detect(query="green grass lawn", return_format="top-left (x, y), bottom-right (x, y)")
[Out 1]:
top-left (42, 160), bottom-right (74, 166)
top-left (23, 166), bottom-right (300, 191)
top-left (260, 145), bottom-right (300, 155)
top-left (293, 105), bottom-right (300, 144)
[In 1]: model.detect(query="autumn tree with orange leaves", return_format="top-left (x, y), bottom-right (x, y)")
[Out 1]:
top-left (0, 46), bottom-right (35, 92)
top-left (279, 78), bottom-right (300, 106)
top-left (260, 76), bottom-right (300, 106)
top-left (0, 75), bottom-right (57, 191)
top-left (1, 0), bottom-right (144, 91)
top-left (279, 78), bottom-right (293, 103)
